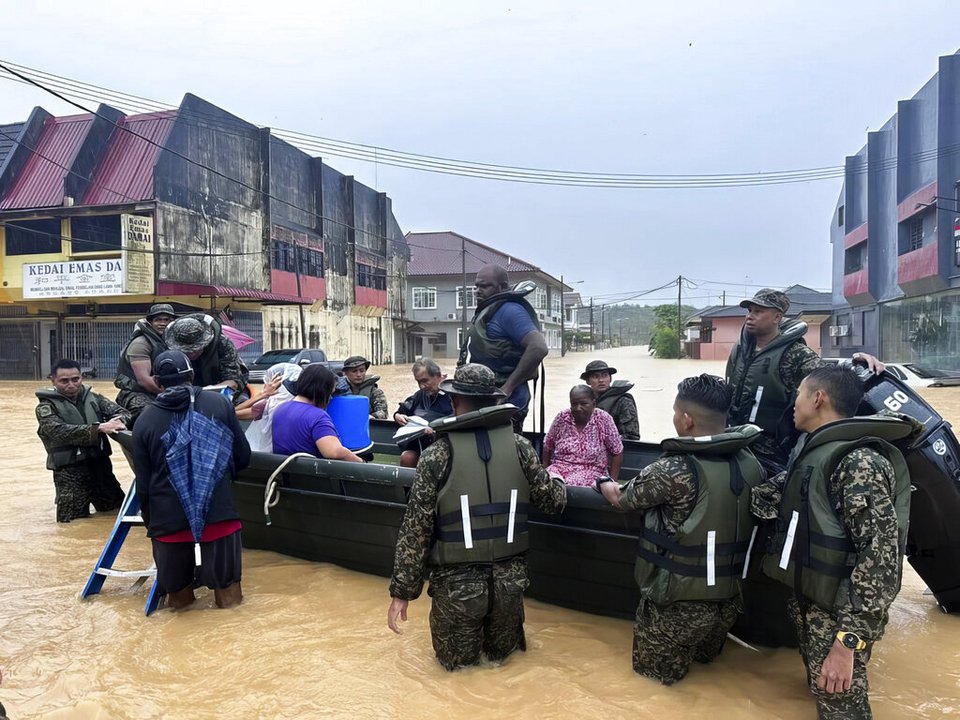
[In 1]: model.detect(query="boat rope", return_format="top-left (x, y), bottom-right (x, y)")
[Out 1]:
top-left (263, 453), bottom-right (317, 526)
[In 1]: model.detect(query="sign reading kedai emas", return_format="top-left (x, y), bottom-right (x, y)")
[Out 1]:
top-left (22, 258), bottom-right (125, 299)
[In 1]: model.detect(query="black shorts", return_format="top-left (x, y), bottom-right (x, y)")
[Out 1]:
top-left (151, 530), bottom-right (242, 595)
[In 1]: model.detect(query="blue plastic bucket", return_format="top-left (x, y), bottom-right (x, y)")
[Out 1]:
top-left (327, 395), bottom-right (374, 454)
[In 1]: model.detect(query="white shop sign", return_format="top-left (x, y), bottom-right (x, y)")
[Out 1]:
top-left (22, 259), bottom-right (124, 299)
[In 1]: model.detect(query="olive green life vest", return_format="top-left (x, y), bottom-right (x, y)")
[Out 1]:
top-left (35, 386), bottom-right (109, 470)
top-left (458, 291), bottom-right (541, 385)
top-left (114, 319), bottom-right (166, 393)
top-left (596, 380), bottom-right (634, 415)
top-left (429, 406), bottom-right (530, 565)
top-left (761, 415), bottom-right (912, 611)
top-left (350, 375), bottom-right (381, 398)
top-left (726, 319), bottom-right (808, 432)
top-left (635, 425), bottom-right (766, 606)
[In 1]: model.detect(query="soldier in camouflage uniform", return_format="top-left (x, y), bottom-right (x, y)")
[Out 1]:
top-left (754, 365), bottom-right (917, 719)
top-left (600, 375), bottom-right (764, 684)
top-left (581, 360), bottom-right (640, 440)
top-left (387, 364), bottom-right (566, 670)
top-left (114, 303), bottom-right (177, 421)
top-left (164, 313), bottom-right (249, 402)
top-left (726, 288), bottom-right (883, 473)
top-left (36, 359), bottom-right (128, 522)
top-left (341, 355), bottom-right (388, 419)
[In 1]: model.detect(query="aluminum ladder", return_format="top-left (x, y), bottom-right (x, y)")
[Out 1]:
top-left (81, 482), bottom-right (164, 615)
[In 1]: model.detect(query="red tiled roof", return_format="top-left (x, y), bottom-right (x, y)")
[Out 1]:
top-left (405, 231), bottom-right (538, 277)
top-left (0, 114), bottom-right (93, 210)
top-left (83, 110), bottom-right (177, 205)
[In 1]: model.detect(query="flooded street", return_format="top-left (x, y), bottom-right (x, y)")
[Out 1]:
top-left (1, 346), bottom-right (958, 718)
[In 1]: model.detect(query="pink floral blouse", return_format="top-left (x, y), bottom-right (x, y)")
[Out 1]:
top-left (544, 408), bottom-right (623, 487)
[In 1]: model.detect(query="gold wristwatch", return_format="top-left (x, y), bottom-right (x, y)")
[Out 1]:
top-left (836, 631), bottom-right (867, 651)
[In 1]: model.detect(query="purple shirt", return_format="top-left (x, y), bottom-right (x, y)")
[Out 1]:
top-left (544, 408), bottom-right (623, 487)
top-left (271, 401), bottom-right (339, 457)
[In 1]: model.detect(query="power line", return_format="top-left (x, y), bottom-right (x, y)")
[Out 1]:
top-left (5, 59), bottom-right (960, 190)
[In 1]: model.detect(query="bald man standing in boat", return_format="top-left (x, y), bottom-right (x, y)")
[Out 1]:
top-left (387, 364), bottom-right (566, 670)
top-left (458, 264), bottom-right (548, 432)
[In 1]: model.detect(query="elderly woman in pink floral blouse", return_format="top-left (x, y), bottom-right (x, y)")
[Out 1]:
top-left (542, 384), bottom-right (624, 487)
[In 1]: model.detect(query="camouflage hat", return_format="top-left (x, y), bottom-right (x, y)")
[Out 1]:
top-left (342, 355), bottom-right (371, 370)
top-left (439, 363), bottom-right (506, 397)
top-left (580, 359), bottom-right (618, 381)
top-left (740, 288), bottom-right (790, 314)
top-left (165, 316), bottom-right (215, 355)
top-left (146, 303), bottom-right (176, 320)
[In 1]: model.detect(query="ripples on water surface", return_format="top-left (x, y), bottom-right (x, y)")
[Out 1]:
top-left (1, 348), bottom-right (957, 718)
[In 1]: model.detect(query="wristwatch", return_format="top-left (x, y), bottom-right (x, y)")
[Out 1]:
top-left (836, 631), bottom-right (867, 651)
top-left (595, 475), bottom-right (616, 492)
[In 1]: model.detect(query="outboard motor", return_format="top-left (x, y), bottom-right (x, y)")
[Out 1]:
top-left (852, 366), bottom-right (960, 612)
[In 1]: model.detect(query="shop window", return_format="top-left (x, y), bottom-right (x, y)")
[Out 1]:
top-left (4, 218), bottom-right (62, 255)
top-left (72, 215), bottom-right (121, 254)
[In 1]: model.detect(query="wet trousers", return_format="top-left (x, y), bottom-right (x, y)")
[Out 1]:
top-left (52, 458), bottom-right (125, 522)
top-left (787, 598), bottom-right (873, 720)
top-left (632, 597), bottom-right (742, 685)
top-left (427, 562), bottom-right (528, 671)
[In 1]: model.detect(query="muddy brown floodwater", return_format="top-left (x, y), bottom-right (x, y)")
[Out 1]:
top-left (1, 347), bottom-right (958, 718)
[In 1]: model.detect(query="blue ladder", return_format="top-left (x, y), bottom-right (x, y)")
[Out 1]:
top-left (81, 482), bottom-right (164, 615)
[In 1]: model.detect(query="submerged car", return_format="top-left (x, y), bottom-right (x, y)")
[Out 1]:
top-left (247, 348), bottom-right (344, 383)
top-left (822, 359), bottom-right (960, 388)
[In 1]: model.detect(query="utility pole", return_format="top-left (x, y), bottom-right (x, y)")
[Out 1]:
top-left (589, 297), bottom-right (594, 351)
top-left (293, 242), bottom-right (307, 344)
top-left (460, 235), bottom-right (468, 345)
top-left (676, 274), bottom-right (682, 359)
top-left (560, 274), bottom-right (566, 357)
top-left (722, 290), bottom-right (726, 306)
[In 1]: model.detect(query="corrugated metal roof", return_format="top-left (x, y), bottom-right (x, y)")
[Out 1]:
top-left (0, 121), bottom-right (25, 170)
top-left (157, 281), bottom-right (311, 305)
top-left (406, 231), bottom-right (539, 277)
top-left (0, 114), bottom-right (93, 210)
top-left (83, 110), bottom-right (177, 205)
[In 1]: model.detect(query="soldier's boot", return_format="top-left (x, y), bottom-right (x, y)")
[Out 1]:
top-left (214, 582), bottom-right (243, 609)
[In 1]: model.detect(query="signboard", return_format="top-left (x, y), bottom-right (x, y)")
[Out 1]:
top-left (121, 214), bottom-right (154, 294)
top-left (22, 259), bottom-right (124, 299)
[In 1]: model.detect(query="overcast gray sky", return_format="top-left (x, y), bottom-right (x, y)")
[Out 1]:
top-left (2, 1), bottom-right (959, 306)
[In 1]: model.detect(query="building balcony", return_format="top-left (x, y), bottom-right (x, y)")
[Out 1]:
top-left (843, 268), bottom-right (873, 305)
top-left (898, 242), bottom-right (946, 294)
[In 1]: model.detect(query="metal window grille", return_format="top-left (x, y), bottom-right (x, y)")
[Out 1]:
top-left (230, 310), bottom-right (264, 365)
top-left (909, 217), bottom-right (924, 251)
top-left (63, 319), bottom-right (135, 380)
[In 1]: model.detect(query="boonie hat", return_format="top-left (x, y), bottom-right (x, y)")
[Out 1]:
top-left (580, 359), bottom-right (618, 381)
top-left (153, 350), bottom-right (194, 385)
top-left (740, 288), bottom-right (790, 314)
top-left (343, 355), bottom-right (371, 370)
top-left (165, 316), bottom-right (215, 355)
top-left (439, 364), bottom-right (506, 397)
top-left (146, 303), bottom-right (177, 320)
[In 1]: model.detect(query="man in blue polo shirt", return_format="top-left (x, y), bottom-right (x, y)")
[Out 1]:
top-left (458, 264), bottom-right (548, 431)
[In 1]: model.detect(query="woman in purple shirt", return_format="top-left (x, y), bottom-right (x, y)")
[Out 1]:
top-left (542, 384), bottom-right (623, 486)
top-left (272, 364), bottom-right (364, 462)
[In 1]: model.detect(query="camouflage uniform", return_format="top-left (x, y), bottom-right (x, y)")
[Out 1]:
top-left (389, 433), bottom-right (566, 670)
top-left (619, 455), bottom-right (742, 684)
top-left (365, 385), bottom-right (389, 420)
top-left (753, 447), bottom-right (902, 719)
top-left (36, 389), bottom-right (127, 522)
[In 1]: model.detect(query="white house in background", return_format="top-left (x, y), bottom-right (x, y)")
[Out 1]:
top-left (402, 231), bottom-right (569, 360)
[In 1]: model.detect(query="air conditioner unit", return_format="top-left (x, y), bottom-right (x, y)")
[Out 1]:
top-left (447, 312), bottom-right (458, 320)
top-left (829, 325), bottom-right (850, 337)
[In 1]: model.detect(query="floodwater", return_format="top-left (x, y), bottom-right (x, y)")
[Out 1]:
top-left (1, 346), bottom-right (958, 719)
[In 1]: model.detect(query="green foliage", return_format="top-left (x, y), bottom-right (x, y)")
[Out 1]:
top-left (649, 327), bottom-right (681, 358)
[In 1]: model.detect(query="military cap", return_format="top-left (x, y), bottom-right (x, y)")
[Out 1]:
top-left (165, 317), bottom-right (215, 354)
top-left (342, 355), bottom-right (371, 370)
top-left (439, 364), bottom-right (506, 397)
top-left (580, 359), bottom-right (618, 381)
top-left (740, 288), bottom-right (790, 314)
top-left (146, 303), bottom-right (177, 320)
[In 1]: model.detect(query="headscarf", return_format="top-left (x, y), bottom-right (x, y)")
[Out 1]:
top-left (244, 362), bottom-right (302, 452)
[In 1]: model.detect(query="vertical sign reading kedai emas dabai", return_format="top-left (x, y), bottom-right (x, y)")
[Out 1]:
top-left (122, 213), bottom-right (154, 294)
